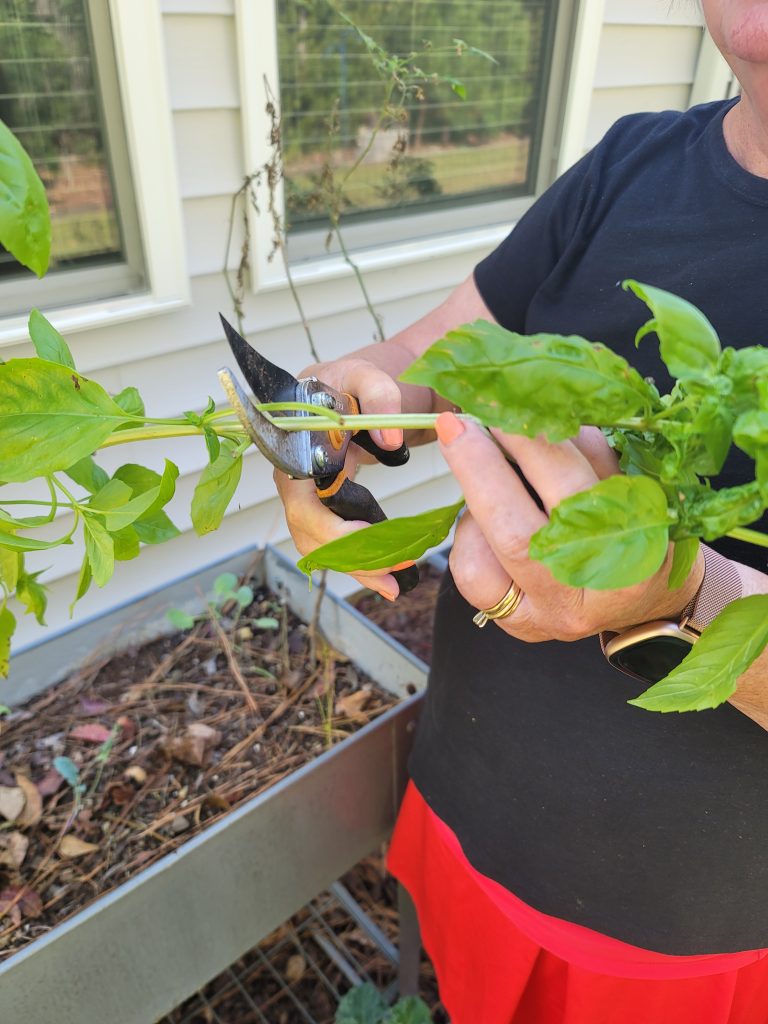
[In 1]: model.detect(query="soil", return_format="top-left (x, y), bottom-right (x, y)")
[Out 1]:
top-left (0, 576), bottom-right (399, 960)
top-left (0, 559), bottom-right (445, 1021)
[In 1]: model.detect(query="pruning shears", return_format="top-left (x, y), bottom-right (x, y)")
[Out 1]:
top-left (217, 316), bottom-right (419, 594)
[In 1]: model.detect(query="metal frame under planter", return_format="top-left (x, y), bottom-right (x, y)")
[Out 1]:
top-left (0, 545), bottom-right (428, 1024)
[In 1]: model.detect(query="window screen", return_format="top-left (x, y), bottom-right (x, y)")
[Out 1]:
top-left (0, 0), bottom-right (123, 277)
top-left (277, 0), bottom-right (559, 232)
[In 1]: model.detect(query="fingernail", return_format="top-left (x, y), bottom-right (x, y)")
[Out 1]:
top-left (392, 561), bottom-right (416, 571)
top-left (382, 428), bottom-right (402, 447)
top-left (380, 589), bottom-right (397, 602)
top-left (435, 411), bottom-right (465, 445)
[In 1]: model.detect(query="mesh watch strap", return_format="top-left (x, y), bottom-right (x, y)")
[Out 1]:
top-left (599, 545), bottom-right (743, 655)
top-left (686, 545), bottom-right (743, 635)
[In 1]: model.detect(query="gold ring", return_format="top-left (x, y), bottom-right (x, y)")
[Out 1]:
top-left (472, 581), bottom-right (524, 628)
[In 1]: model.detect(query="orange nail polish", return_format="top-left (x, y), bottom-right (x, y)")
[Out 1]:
top-left (392, 561), bottom-right (417, 571)
top-left (435, 411), bottom-right (465, 445)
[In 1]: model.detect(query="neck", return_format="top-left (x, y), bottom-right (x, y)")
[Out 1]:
top-left (724, 85), bottom-right (768, 177)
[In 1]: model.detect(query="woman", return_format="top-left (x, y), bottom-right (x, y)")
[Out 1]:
top-left (276, 3), bottom-right (768, 1020)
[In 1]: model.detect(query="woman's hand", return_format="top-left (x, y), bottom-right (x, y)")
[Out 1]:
top-left (274, 357), bottom-right (412, 601)
top-left (435, 412), bottom-right (705, 641)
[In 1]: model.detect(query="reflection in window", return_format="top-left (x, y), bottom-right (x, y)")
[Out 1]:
top-left (277, 0), bottom-right (558, 231)
top-left (0, 0), bottom-right (122, 276)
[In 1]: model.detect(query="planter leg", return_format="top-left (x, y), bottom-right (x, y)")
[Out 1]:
top-left (397, 882), bottom-right (421, 997)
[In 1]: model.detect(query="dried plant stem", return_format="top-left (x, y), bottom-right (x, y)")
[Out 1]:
top-left (209, 613), bottom-right (259, 715)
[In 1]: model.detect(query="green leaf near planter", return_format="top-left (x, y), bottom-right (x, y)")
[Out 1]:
top-left (191, 439), bottom-right (243, 536)
top-left (0, 118), bottom-right (51, 277)
top-left (0, 359), bottom-right (133, 482)
top-left (298, 499), bottom-right (465, 578)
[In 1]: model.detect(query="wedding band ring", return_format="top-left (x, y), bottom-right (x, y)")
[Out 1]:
top-left (473, 581), bottom-right (524, 628)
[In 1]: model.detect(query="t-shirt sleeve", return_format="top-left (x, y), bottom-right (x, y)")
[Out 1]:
top-left (474, 146), bottom-right (600, 332)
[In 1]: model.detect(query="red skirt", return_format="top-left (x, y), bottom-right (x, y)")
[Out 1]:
top-left (387, 782), bottom-right (768, 1024)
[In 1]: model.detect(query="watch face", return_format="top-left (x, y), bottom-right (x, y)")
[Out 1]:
top-left (606, 626), bottom-right (696, 684)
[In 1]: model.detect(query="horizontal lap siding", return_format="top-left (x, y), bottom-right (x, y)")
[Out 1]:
top-left (7, 3), bottom-right (710, 656)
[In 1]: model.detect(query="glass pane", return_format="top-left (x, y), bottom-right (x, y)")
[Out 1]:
top-left (0, 0), bottom-right (122, 276)
top-left (277, 0), bottom-right (558, 231)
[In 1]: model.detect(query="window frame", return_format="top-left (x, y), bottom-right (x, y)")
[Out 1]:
top-left (235, 0), bottom-right (604, 296)
top-left (0, 0), bottom-right (188, 347)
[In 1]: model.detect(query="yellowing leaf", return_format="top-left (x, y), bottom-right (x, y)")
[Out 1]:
top-left (58, 835), bottom-right (99, 859)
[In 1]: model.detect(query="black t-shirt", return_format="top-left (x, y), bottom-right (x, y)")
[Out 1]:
top-left (409, 99), bottom-right (768, 955)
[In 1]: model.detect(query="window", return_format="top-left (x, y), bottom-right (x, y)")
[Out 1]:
top-left (278, 1), bottom-right (559, 226)
top-left (0, 0), bottom-right (142, 315)
top-left (272, 0), bottom-right (568, 262)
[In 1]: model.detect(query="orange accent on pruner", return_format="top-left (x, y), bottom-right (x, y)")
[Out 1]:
top-left (328, 428), bottom-right (345, 450)
top-left (316, 469), bottom-right (348, 499)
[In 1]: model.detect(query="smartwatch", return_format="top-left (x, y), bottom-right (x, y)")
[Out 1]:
top-left (601, 546), bottom-right (742, 685)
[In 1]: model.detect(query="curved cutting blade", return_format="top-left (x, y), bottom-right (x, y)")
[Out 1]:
top-left (219, 314), bottom-right (298, 402)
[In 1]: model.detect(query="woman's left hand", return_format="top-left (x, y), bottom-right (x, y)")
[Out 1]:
top-left (435, 412), bottom-right (705, 642)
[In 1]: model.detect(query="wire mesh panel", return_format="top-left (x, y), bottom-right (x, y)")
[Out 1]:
top-left (0, 0), bottom-right (122, 274)
top-left (163, 858), bottom-right (447, 1024)
top-left (277, 0), bottom-right (559, 228)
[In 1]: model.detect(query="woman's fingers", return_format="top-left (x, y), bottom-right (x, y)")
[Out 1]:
top-left (492, 431), bottom-right (601, 514)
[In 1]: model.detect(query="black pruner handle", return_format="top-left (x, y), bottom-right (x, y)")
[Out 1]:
top-left (316, 473), bottom-right (419, 594)
top-left (352, 429), bottom-right (410, 467)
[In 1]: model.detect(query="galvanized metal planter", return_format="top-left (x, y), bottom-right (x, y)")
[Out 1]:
top-left (0, 545), bottom-right (429, 1024)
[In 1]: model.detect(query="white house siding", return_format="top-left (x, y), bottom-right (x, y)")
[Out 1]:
top-left (5, 0), bottom-right (726, 661)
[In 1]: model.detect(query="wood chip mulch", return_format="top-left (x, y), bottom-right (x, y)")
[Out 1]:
top-left (0, 574), bottom-right (399, 961)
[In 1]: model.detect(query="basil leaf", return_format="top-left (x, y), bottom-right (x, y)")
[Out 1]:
top-left (113, 386), bottom-right (145, 419)
top-left (297, 499), bottom-right (464, 577)
top-left (0, 359), bottom-right (131, 482)
top-left (82, 517), bottom-right (114, 587)
top-left (28, 309), bottom-right (75, 368)
top-left (529, 476), bottom-right (670, 589)
top-left (629, 595), bottom-right (768, 712)
top-left (191, 439), bottom-right (242, 536)
top-left (668, 537), bottom-right (700, 590)
top-left (384, 998), bottom-right (432, 1024)
top-left (204, 427), bottom-right (221, 463)
top-left (112, 526), bottom-right (140, 562)
top-left (16, 570), bottom-right (47, 625)
top-left (401, 321), bottom-right (656, 441)
top-left (65, 455), bottom-right (110, 494)
top-left (679, 481), bottom-right (764, 541)
top-left (95, 460), bottom-right (179, 531)
top-left (0, 118), bottom-right (50, 277)
top-left (0, 547), bottom-right (20, 592)
top-left (0, 606), bottom-right (16, 677)
top-left (70, 555), bottom-right (92, 612)
top-left (336, 983), bottom-right (388, 1024)
top-left (719, 345), bottom-right (768, 415)
top-left (133, 510), bottom-right (180, 546)
top-left (623, 280), bottom-right (720, 379)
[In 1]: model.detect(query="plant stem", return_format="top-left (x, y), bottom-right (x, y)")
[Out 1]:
top-left (268, 412), bottom-right (481, 432)
top-left (98, 424), bottom-right (248, 448)
top-left (726, 527), bottom-right (768, 548)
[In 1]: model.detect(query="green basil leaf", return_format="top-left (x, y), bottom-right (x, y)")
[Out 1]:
top-left (0, 359), bottom-right (131, 482)
top-left (112, 526), bottom-right (140, 562)
top-left (335, 982), bottom-right (388, 1024)
top-left (133, 510), bottom-right (180, 546)
top-left (0, 547), bottom-right (20, 592)
top-left (623, 280), bottom-right (721, 379)
top-left (297, 499), bottom-right (464, 577)
top-left (204, 427), bottom-right (221, 464)
top-left (89, 479), bottom-right (133, 512)
top-left (70, 554), bottom-right (92, 613)
top-left (96, 460), bottom-right (179, 531)
top-left (401, 321), bottom-right (656, 441)
top-left (191, 440), bottom-right (242, 536)
top-left (679, 481), bottom-right (764, 541)
top-left (529, 476), bottom-right (670, 589)
top-left (733, 409), bottom-right (768, 461)
top-left (0, 530), bottom-right (72, 552)
top-left (0, 605), bottom-right (16, 677)
top-left (0, 118), bottom-right (50, 277)
top-left (629, 594), bottom-right (768, 712)
top-left (719, 345), bottom-right (768, 415)
top-left (113, 386), bottom-right (145, 419)
top-left (65, 455), bottom-right (110, 495)
top-left (28, 309), bottom-right (75, 368)
top-left (82, 517), bottom-right (114, 587)
top-left (16, 570), bottom-right (47, 625)
top-left (668, 537), bottom-right (700, 591)
top-left (384, 998), bottom-right (432, 1024)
